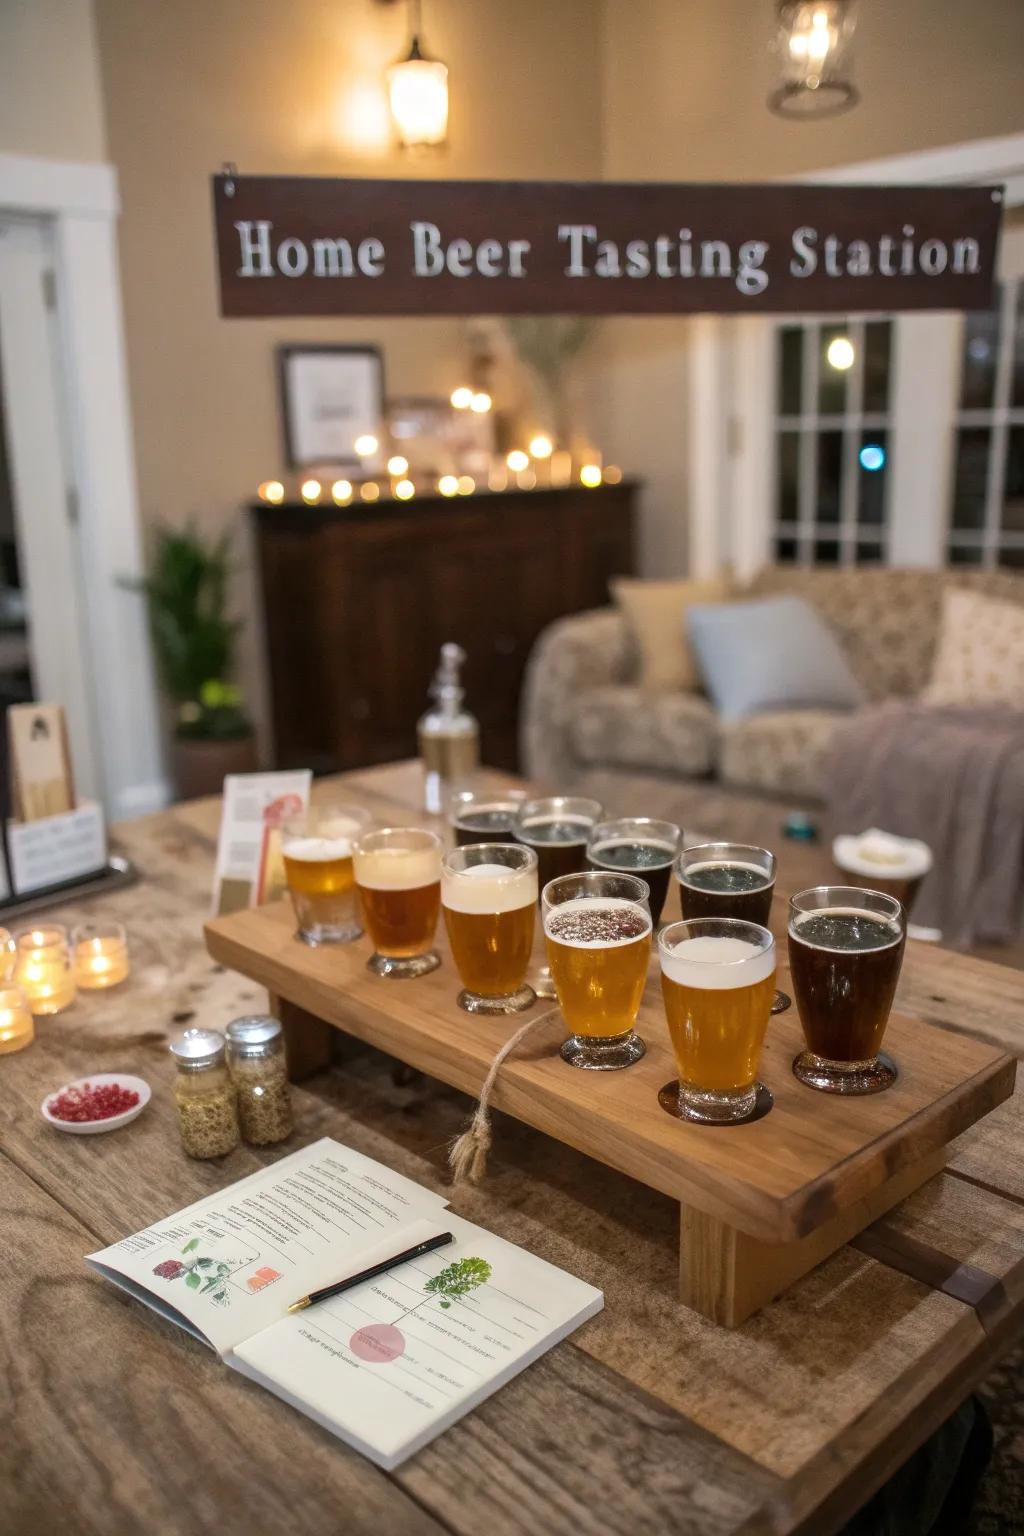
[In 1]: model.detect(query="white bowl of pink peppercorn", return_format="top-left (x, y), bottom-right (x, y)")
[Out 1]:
top-left (42, 1073), bottom-right (151, 1135)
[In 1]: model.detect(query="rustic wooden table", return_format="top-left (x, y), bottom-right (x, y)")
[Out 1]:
top-left (3, 760), bottom-right (1023, 1536)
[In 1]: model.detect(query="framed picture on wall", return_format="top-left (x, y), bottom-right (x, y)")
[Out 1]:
top-left (278, 345), bottom-right (385, 471)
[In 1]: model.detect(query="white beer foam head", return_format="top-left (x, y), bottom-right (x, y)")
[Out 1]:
top-left (354, 845), bottom-right (441, 891)
top-left (282, 834), bottom-right (356, 862)
top-left (661, 934), bottom-right (775, 989)
top-left (543, 894), bottom-right (652, 947)
top-left (443, 861), bottom-right (538, 914)
top-left (680, 859), bottom-right (772, 887)
top-left (833, 828), bottom-right (933, 880)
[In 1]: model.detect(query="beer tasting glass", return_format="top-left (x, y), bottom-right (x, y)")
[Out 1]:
top-left (677, 842), bottom-right (788, 1014)
top-left (658, 918), bottom-right (776, 1123)
top-left (281, 803), bottom-right (372, 945)
top-left (442, 844), bottom-right (538, 1014)
top-left (587, 817), bottom-right (682, 926)
top-left (788, 886), bottom-right (906, 1094)
top-left (516, 795), bottom-right (603, 999)
top-left (543, 871), bottom-right (652, 1070)
top-left (353, 827), bottom-right (443, 978)
top-left (449, 787), bottom-right (527, 847)
top-left (832, 830), bottom-right (933, 920)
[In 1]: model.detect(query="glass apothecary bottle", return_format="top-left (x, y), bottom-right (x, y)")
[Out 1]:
top-left (169, 1028), bottom-right (240, 1159)
top-left (225, 1015), bottom-right (293, 1146)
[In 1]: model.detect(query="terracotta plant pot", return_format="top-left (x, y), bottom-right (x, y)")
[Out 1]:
top-left (171, 734), bottom-right (258, 802)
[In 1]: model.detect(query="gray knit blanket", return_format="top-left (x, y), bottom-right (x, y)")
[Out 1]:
top-left (825, 702), bottom-right (1024, 949)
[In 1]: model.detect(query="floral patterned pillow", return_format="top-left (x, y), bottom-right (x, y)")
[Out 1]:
top-left (923, 587), bottom-right (1024, 707)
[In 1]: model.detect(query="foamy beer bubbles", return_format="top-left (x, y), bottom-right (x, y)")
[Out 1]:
top-left (353, 827), bottom-right (443, 978)
top-left (282, 804), bottom-right (373, 945)
top-left (543, 872), bottom-right (652, 1070)
top-left (658, 919), bottom-right (776, 1123)
top-left (832, 828), bottom-right (933, 917)
top-left (442, 844), bottom-right (538, 1014)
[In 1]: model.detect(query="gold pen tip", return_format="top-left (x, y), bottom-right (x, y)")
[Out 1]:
top-left (286, 1297), bottom-right (311, 1314)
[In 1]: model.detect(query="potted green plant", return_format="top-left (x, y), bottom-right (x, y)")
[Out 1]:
top-left (132, 524), bottom-right (257, 800)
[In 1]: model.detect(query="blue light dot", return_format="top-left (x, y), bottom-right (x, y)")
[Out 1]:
top-left (859, 444), bottom-right (885, 472)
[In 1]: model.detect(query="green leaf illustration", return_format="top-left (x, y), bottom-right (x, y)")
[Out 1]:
top-left (186, 1272), bottom-right (201, 1290)
top-left (182, 1238), bottom-right (200, 1253)
top-left (195, 1257), bottom-right (214, 1268)
top-left (424, 1256), bottom-right (492, 1307)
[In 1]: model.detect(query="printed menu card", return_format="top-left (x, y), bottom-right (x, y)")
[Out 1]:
top-left (87, 1138), bottom-right (603, 1467)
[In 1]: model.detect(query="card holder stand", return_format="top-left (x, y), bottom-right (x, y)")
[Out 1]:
top-left (0, 801), bottom-right (136, 918)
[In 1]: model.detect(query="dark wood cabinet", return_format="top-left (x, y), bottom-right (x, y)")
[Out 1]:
top-left (252, 482), bottom-right (637, 773)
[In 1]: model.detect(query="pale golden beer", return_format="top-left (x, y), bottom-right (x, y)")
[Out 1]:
top-left (543, 872), bottom-right (651, 1070)
top-left (282, 805), bottom-right (371, 944)
top-left (353, 827), bottom-right (442, 978)
top-left (658, 918), bottom-right (776, 1122)
top-left (442, 843), bottom-right (538, 1014)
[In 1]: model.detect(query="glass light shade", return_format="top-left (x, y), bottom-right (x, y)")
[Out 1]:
top-left (388, 47), bottom-right (449, 149)
top-left (769, 1), bottom-right (858, 119)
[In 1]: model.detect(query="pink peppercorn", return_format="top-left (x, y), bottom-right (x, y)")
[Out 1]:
top-left (48, 1081), bottom-right (140, 1122)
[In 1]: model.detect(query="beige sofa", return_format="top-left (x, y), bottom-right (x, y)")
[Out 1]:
top-left (521, 566), bottom-right (1024, 807)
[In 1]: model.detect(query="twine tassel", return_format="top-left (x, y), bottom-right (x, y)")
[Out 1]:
top-left (448, 1011), bottom-right (552, 1184)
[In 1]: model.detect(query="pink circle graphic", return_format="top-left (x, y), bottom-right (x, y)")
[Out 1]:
top-left (349, 1323), bottom-right (406, 1363)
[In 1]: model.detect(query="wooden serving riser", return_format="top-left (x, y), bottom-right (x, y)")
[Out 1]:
top-left (205, 900), bottom-right (1016, 1327)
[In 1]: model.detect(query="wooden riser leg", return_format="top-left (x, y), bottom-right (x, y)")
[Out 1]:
top-left (268, 992), bottom-right (335, 1081)
top-left (679, 1148), bottom-right (947, 1327)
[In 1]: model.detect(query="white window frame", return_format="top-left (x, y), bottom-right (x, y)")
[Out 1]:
top-left (688, 131), bottom-right (1024, 579)
top-left (0, 153), bottom-right (167, 819)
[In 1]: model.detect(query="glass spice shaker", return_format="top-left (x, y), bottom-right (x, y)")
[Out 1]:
top-left (169, 1028), bottom-right (240, 1159)
top-left (225, 1015), bottom-right (293, 1146)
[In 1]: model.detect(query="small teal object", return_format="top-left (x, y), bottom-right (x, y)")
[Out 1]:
top-left (782, 812), bottom-right (818, 841)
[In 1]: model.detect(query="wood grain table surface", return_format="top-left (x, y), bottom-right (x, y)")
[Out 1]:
top-left (2, 759), bottom-right (1023, 1536)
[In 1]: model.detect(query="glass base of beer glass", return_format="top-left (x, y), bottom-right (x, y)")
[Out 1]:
top-left (793, 1049), bottom-right (897, 1095)
top-left (366, 950), bottom-right (441, 980)
top-left (676, 1080), bottom-right (759, 1123)
top-left (658, 1079), bottom-right (773, 1126)
top-left (532, 965), bottom-right (558, 1000)
top-left (560, 1029), bottom-right (646, 1071)
top-left (297, 919), bottom-right (363, 946)
top-left (771, 989), bottom-right (791, 1014)
top-left (458, 983), bottom-right (536, 1015)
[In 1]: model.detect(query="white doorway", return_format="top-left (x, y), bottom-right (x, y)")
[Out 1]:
top-left (0, 153), bottom-right (167, 821)
top-left (0, 215), bottom-right (101, 797)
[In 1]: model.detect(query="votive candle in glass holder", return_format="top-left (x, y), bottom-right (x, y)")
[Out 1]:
top-left (0, 985), bottom-right (34, 1053)
top-left (72, 921), bottom-right (130, 989)
top-left (0, 927), bottom-right (15, 983)
top-left (13, 925), bottom-right (76, 1015)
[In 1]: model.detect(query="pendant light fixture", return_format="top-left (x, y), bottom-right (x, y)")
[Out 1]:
top-left (387, 0), bottom-right (449, 149)
top-left (769, 1), bottom-right (859, 119)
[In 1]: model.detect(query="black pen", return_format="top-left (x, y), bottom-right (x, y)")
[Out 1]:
top-left (286, 1231), bottom-right (455, 1313)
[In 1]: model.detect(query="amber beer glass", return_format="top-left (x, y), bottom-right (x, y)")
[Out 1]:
top-left (587, 817), bottom-right (682, 926)
top-left (788, 886), bottom-right (906, 1094)
top-left (516, 796), bottom-right (602, 999)
top-left (658, 918), bottom-right (776, 1123)
top-left (281, 804), bottom-right (372, 945)
top-left (543, 871), bottom-right (651, 1070)
top-left (442, 844), bottom-right (538, 1014)
top-left (353, 827), bottom-right (443, 978)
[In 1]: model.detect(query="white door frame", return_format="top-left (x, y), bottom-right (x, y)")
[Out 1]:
top-left (0, 153), bottom-right (167, 820)
top-left (688, 130), bottom-right (1024, 578)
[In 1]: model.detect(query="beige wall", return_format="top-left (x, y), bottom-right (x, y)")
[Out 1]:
top-left (0, 0), bottom-right (107, 160)
top-left (596, 0), bottom-right (1024, 575)
top-left (92, 0), bottom-right (603, 735)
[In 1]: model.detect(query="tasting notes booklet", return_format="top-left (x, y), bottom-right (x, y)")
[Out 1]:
top-left (86, 1138), bottom-right (602, 1467)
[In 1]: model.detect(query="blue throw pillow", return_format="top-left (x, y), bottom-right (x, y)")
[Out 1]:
top-left (687, 596), bottom-right (865, 722)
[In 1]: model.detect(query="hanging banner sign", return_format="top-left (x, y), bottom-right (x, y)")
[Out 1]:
top-left (212, 174), bottom-right (1001, 317)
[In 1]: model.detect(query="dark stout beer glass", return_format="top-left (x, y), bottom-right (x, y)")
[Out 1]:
top-left (449, 788), bottom-right (527, 847)
top-left (677, 843), bottom-right (776, 925)
top-left (587, 817), bottom-right (681, 926)
top-left (515, 797), bottom-right (603, 998)
top-left (788, 886), bottom-right (906, 1095)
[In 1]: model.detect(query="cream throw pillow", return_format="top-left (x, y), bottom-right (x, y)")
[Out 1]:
top-left (611, 575), bottom-right (733, 692)
top-left (923, 587), bottom-right (1024, 707)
